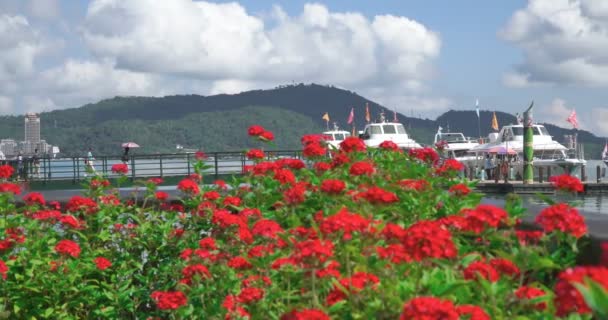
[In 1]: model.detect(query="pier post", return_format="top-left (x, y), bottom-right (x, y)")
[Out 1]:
top-left (523, 102), bottom-right (534, 184)
top-left (597, 165), bottom-right (601, 183)
top-left (494, 166), bottom-right (499, 184)
top-left (581, 166), bottom-right (586, 182)
top-left (547, 167), bottom-right (551, 180)
top-left (469, 166), bottom-right (474, 180)
top-left (538, 167), bottom-right (543, 183)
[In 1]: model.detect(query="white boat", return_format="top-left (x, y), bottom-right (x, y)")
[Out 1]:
top-left (322, 123), bottom-right (351, 149)
top-left (468, 123), bottom-right (586, 176)
top-left (433, 129), bottom-right (479, 162)
top-left (602, 142), bottom-right (608, 167)
top-left (359, 112), bottom-right (421, 150)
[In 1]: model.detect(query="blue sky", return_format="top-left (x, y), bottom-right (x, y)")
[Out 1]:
top-left (1, 0), bottom-right (607, 136)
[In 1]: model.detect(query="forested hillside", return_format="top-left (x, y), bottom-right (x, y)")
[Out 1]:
top-left (0, 84), bottom-right (604, 158)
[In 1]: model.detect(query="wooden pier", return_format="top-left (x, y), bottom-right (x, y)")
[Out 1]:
top-left (475, 181), bottom-right (608, 195)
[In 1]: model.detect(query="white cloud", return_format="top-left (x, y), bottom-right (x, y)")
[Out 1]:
top-left (27, 0), bottom-right (60, 20)
top-left (0, 14), bottom-right (44, 84)
top-left (539, 98), bottom-right (579, 128)
top-left (589, 107), bottom-right (608, 136)
top-left (501, 0), bottom-right (608, 87)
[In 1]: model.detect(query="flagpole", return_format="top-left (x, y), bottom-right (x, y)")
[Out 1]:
top-left (477, 116), bottom-right (481, 140)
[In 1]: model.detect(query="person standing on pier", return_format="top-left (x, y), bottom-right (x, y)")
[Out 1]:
top-left (17, 152), bottom-right (24, 180)
top-left (85, 148), bottom-right (96, 175)
top-left (484, 154), bottom-right (494, 180)
top-left (32, 149), bottom-right (40, 178)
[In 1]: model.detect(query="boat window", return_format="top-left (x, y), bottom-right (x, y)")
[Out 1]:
top-left (395, 124), bottom-right (406, 134)
top-left (334, 134), bottom-right (345, 141)
top-left (345, 132), bottom-right (351, 137)
top-left (367, 126), bottom-right (382, 134)
top-left (383, 125), bottom-right (396, 134)
top-left (511, 127), bottom-right (524, 136)
top-left (454, 150), bottom-right (468, 157)
top-left (538, 127), bottom-right (549, 136)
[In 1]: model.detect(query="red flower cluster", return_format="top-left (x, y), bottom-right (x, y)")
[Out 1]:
top-left (515, 286), bottom-right (547, 310)
top-left (401, 297), bottom-right (459, 320)
top-left (55, 239), bottom-right (81, 258)
top-left (449, 183), bottom-right (470, 196)
top-left (0, 259), bottom-right (7, 280)
top-left (327, 272), bottom-right (379, 306)
top-left (402, 220), bottom-right (457, 261)
top-left (319, 208), bottom-right (371, 240)
top-left (301, 134), bottom-right (327, 158)
top-left (252, 219), bottom-right (283, 239)
top-left (94, 257), bottom-right (112, 270)
top-left (461, 204), bottom-right (508, 234)
top-left (155, 191), bottom-right (168, 201)
top-left (177, 178), bottom-right (200, 194)
top-left (398, 179), bottom-right (429, 192)
top-left (246, 149), bottom-right (265, 160)
top-left (515, 230), bottom-right (544, 245)
top-left (549, 174), bottom-right (584, 193)
top-left (281, 309), bottom-right (330, 320)
top-left (357, 186), bottom-right (398, 204)
top-left (535, 203), bottom-right (586, 238)
top-left (409, 147), bottom-right (439, 164)
top-left (23, 192), bottom-right (45, 206)
top-left (274, 168), bottom-right (296, 185)
top-left (248, 125), bottom-right (274, 142)
top-left (283, 182), bottom-right (308, 205)
top-left (0, 165), bottom-right (14, 179)
top-left (339, 137), bottom-right (366, 153)
top-left (150, 291), bottom-right (187, 310)
top-left (349, 161), bottom-right (374, 176)
top-left (435, 158), bottom-right (464, 175)
top-left (292, 239), bottom-right (334, 266)
top-left (320, 179), bottom-right (346, 194)
top-left (66, 196), bottom-right (98, 214)
top-left (182, 264), bottom-right (211, 283)
top-left (554, 266), bottom-right (608, 316)
top-left (111, 163), bottom-right (128, 174)
top-left (463, 261), bottom-right (499, 282)
top-left (195, 151), bottom-right (207, 160)
top-left (0, 183), bottom-right (20, 195)
top-left (378, 140), bottom-right (400, 151)
top-left (456, 305), bottom-right (490, 320)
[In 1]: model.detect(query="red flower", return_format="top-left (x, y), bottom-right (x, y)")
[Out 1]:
top-left (401, 297), bottom-right (459, 320)
top-left (281, 309), bottom-right (330, 320)
top-left (554, 266), bottom-right (608, 316)
top-left (177, 179), bottom-right (199, 194)
top-left (456, 305), bottom-right (490, 320)
top-left (320, 179), bottom-right (346, 194)
top-left (203, 191), bottom-right (221, 201)
top-left (246, 149), bottom-right (265, 160)
top-left (515, 230), bottom-right (544, 245)
top-left (32, 210), bottom-right (62, 221)
top-left (314, 162), bottom-right (331, 172)
top-left (111, 163), bottom-right (128, 174)
top-left (515, 286), bottom-right (547, 310)
top-left (199, 237), bottom-right (217, 250)
top-left (0, 183), bottom-right (20, 195)
top-left (449, 183), bottom-right (470, 196)
top-left (320, 208), bottom-right (371, 240)
top-left (223, 196), bottom-right (241, 207)
top-left (303, 142), bottom-right (327, 158)
top-left (23, 192), bottom-right (45, 206)
top-left (182, 264), bottom-right (211, 280)
top-left (301, 134), bottom-right (326, 146)
top-left (549, 174), bottom-right (584, 193)
top-left (327, 272), bottom-right (379, 306)
top-left (436, 158), bottom-right (464, 175)
top-left (248, 125), bottom-right (265, 136)
top-left (402, 220), bottom-right (457, 261)
top-left (273, 168), bottom-right (296, 185)
top-left (357, 186), bottom-right (399, 204)
top-left (195, 151), bottom-right (207, 160)
top-left (94, 257), bottom-right (112, 270)
top-left (0, 259), bottom-right (7, 279)
top-left (237, 287), bottom-right (264, 304)
top-left (535, 203), bottom-right (586, 238)
top-left (227, 256), bottom-right (252, 270)
top-left (293, 239), bottom-right (334, 265)
top-left (398, 179), bottom-right (429, 191)
top-left (58, 215), bottom-right (81, 229)
top-left (260, 130), bottom-right (274, 141)
top-left (463, 261), bottom-right (499, 282)
top-left (490, 258), bottom-right (520, 278)
top-left (66, 196), bottom-right (98, 214)
top-left (349, 161), bottom-right (374, 176)
top-left (409, 147), bottom-right (439, 164)
top-left (150, 291), bottom-right (187, 310)
top-left (462, 204), bottom-right (508, 234)
top-left (283, 182), bottom-right (308, 205)
top-left (55, 239), bottom-right (81, 258)
top-left (155, 191), bottom-right (168, 201)
top-left (339, 137), bottom-right (366, 153)
top-left (0, 165), bottom-right (14, 179)
top-left (252, 219), bottom-right (283, 239)
top-left (147, 177), bottom-right (163, 185)
top-left (379, 140), bottom-right (400, 151)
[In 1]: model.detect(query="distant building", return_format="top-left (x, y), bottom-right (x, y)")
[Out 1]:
top-left (24, 113), bottom-right (41, 154)
top-left (0, 139), bottom-right (17, 156)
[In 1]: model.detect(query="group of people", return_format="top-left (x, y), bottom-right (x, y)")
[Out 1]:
top-left (11, 149), bottom-right (41, 180)
top-left (483, 154), bottom-right (519, 181)
top-left (83, 147), bottom-right (131, 176)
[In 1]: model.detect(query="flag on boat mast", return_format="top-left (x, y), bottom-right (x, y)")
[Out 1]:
top-left (475, 99), bottom-right (480, 118)
top-left (491, 112), bottom-right (499, 131)
top-left (567, 109), bottom-right (579, 129)
top-left (322, 112), bottom-right (330, 122)
top-left (347, 107), bottom-right (354, 124)
top-left (365, 103), bottom-right (371, 123)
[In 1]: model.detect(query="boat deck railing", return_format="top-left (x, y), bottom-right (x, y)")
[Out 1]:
top-left (3, 150), bottom-right (304, 183)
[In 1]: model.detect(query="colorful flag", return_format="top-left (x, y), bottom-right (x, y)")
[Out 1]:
top-left (567, 109), bottom-right (579, 129)
top-left (603, 142), bottom-right (608, 159)
top-left (491, 112), bottom-right (499, 131)
top-left (347, 107), bottom-right (354, 125)
top-left (475, 99), bottom-right (480, 118)
top-left (365, 103), bottom-right (371, 123)
top-left (322, 112), bottom-right (330, 122)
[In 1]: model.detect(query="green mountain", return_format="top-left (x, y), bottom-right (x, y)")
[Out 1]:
top-left (0, 84), bottom-right (604, 158)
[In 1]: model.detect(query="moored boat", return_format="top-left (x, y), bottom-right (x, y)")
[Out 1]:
top-left (359, 112), bottom-right (421, 150)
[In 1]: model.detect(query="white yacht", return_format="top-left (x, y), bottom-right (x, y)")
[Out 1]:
top-left (469, 124), bottom-right (586, 175)
top-left (359, 112), bottom-right (421, 150)
top-left (322, 123), bottom-right (351, 149)
top-left (433, 129), bottom-right (479, 162)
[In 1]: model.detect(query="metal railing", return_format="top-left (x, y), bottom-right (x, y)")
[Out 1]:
top-left (4, 150), bottom-right (304, 184)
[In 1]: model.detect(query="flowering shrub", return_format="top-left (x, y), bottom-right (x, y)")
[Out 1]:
top-left (0, 128), bottom-right (605, 319)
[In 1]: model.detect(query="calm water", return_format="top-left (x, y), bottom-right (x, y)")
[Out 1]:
top-left (486, 194), bottom-right (608, 215)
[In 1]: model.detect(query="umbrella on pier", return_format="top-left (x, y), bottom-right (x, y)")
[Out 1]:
top-left (487, 146), bottom-right (517, 155)
top-left (121, 142), bottom-right (140, 148)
